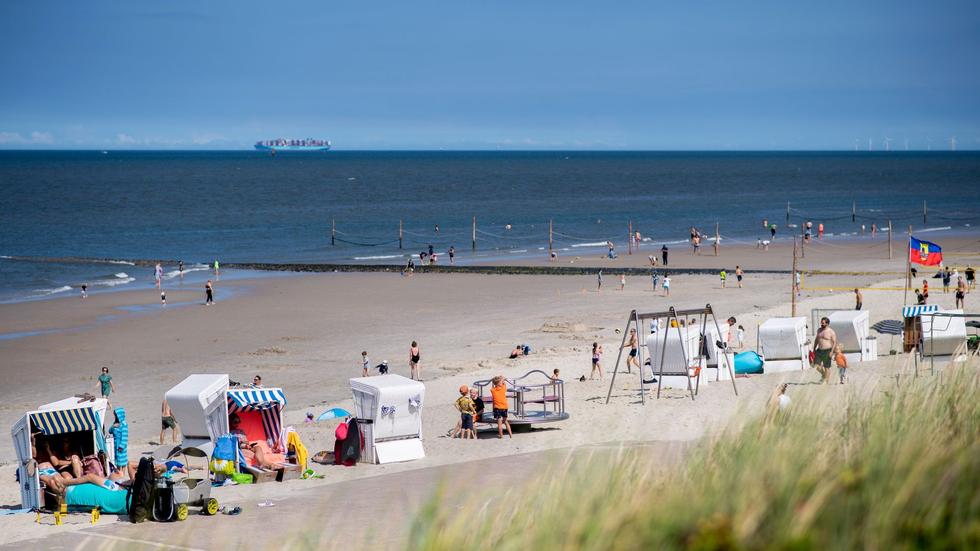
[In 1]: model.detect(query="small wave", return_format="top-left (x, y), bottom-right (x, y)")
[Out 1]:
top-left (917, 226), bottom-right (952, 233)
top-left (33, 285), bottom-right (73, 296)
top-left (0, 255), bottom-right (11, 259)
top-left (353, 254), bottom-right (404, 260)
top-left (571, 241), bottom-right (611, 248)
top-left (106, 260), bottom-right (135, 266)
top-left (162, 265), bottom-right (210, 280)
top-left (93, 275), bottom-right (135, 287)
top-left (509, 249), bottom-right (529, 253)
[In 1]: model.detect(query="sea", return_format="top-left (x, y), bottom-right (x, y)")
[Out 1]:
top-left (1, 150), bottom-right (978, 303)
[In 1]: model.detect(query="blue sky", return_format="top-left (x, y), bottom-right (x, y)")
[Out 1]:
top-left (1, 1), bottom-right (978, 150)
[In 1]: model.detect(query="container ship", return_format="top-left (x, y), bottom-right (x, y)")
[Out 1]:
top-left (254, 138), bottom-right (331, 152)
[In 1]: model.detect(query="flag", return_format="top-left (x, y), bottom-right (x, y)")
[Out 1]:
top-left (909, 236), bottom-right (943, 266)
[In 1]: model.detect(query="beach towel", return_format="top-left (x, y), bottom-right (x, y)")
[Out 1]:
top-left (66, 483), bottom-right (130, 515)
top-left (286, 429), bottom-right (309, 471)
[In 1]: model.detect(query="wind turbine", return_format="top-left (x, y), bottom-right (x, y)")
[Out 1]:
top-left (883, 137), bottom-right (892, 151)
top-left (950, 136), bottom-right (957, 151)
top-left (853, 138), bottom-right (860, 151)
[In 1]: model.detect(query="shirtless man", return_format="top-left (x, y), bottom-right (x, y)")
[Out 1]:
top-left (160, 399), bottom-right (179, 444)
top-left (622, 328), bottom-right (640, 372)
top-left (955, 277), bottom-right (967, 309)
top-left (854, 288), bottom-right (863, 311)
top-left (812, 317), bottom-right (838, 384)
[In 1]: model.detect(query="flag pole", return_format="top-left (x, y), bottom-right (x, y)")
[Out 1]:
top-left (903, 227), bottom-right (912, 306)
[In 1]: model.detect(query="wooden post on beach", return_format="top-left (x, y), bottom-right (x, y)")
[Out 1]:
top-left (791, 237), bottom-right (798, 317)
top-left (331, 219), bottom-right (336, 246)
top-left (714, 222), bottom-right (719, 256)
top-left (549, 219), bottom-right (554, 258)
top-left (398, 220), bottom-right (403, 250)
top-left (904, 225), bottom-right (913, 305)
top-left (923, 200), bottom-right (927, 223)
top-left (852, 201), bottom-right (856, 223)
top-left (800, 224), bottom-right (805, 258)
top-left (628, 220), bottom-right (633, 255)
top-left (888, 220), bottom-right (893, 259)
top-left (472, 216), bottom-right (477, 252)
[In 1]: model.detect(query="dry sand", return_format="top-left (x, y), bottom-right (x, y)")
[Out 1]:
top-left (0, 237), bottom-right (977, 548)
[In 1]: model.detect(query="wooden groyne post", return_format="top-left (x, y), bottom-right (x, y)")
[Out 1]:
top-left (398, 220), bottom-right (403, 250)
top-left (331, 219), bottom-right (336, 246)
top-left (472, 216), bottom-right (477, 252)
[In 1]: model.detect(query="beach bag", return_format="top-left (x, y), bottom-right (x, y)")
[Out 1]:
top-left (210, 434), bottom-right (239, 475)
top-left (82, 454), bottom-right (105, 477)
top-left (128, 457), bottom-right (156, 523)
top-left (335, 418), bottom-right (362, 466)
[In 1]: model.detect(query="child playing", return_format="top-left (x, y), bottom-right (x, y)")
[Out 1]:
top-left (590, 342), bottom-right (603, 380)
top-left (490, 376), bottom-right (512, 439)
top-left (361, 351), bottom-right (370, 377)
top-left (452, 385), bottom-right (476, 439)
top-left (736, 325), bottom-right (745, 350)
top-left (835, 344), bottom-right (848, 384)
top-left (662, 275), bottom-right (671, 297)
top-left (720, 270), bottom-right (727, 288)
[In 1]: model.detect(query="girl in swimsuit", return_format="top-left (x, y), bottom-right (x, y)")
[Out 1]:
top-left (410, 341), bottom-right (421, 380)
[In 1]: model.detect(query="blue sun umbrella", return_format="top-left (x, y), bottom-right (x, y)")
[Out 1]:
top-left (317, 408), bottom-right (351, 422)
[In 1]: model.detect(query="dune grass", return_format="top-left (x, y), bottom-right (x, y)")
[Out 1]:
top-left (408, 362), bottom-right (980, 550)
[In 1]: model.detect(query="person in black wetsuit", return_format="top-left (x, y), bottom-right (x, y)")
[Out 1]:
top-left (661, 244), bottom-right (669, 266)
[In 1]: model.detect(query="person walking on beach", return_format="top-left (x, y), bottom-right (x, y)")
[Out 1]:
top-left (854, 288), bottom-right (863, 310)
top-left (720, 269), bottom-right (727, 288)
top-left (736, 325), bottom-right (745, 350)
top-left (409, 341), bottom-right (421, 380)
top-left (942, 268), bottom-right (952, 294)
top-left (967, 265), bottom-right (976, 290)
top-left (622, 328), bottom-right (640, 372)
top-left (448, 246), bottom-right (455, 266)
top-left (160, 399), bottom-right (179, 444)
top-left (490, 376), bottom-right (512, 439)
top-left (817, 223), bottom-right (824, 240)
top-left (662, 273), bottom-right (671, 297)
top-left (692, 234), bottom-right (701, 255)
top-left (661, 244), bottom-right (669, 266)
top-left (770, 224), bottom-right (777, 240)
top-left (590, 342), bottom-right (603, 380)
top-left (955, 277), bottom-right (967, 309)
top-left (922, 280), bottom-right (929, 302)
top-left (597, 270), bottom-right (603, 292)
top-left (835, 344), bottom-right (848, 384)
top-left (619, 273), bottom-right (626, 291)
top-left (205, 279), bottom-right (214, 305)
top-left (651, 271), bottom-right (659, 291)
top-left (812, 317), bottom-right (838, 384)
top-left (735, 266), bottom-right (744, 288)
top-left (361, 351), bottom-right (370, 377)
top-left (97, 367), bottom-right (115, 399)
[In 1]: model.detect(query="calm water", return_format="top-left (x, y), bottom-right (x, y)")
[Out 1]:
top-left (1, 150), bottom-right (978, 302)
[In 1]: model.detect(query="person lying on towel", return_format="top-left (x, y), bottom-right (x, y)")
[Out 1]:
top-left (229, 413), bottom-right (282, 469)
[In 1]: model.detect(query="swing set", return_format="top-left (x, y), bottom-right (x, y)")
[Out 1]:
top-left (605, 304), bottom-right (738, 405)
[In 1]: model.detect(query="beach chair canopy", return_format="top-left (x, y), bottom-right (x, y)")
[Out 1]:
top-left (871, 320), bottom-right (904, 335)
top-left (31, 407), bottom-right (101, 436)
top-left (903, 305), bottom-right (939, 318)
top-left (227, 388), bottom-right (287, 447)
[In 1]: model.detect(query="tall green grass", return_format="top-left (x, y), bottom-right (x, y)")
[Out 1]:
top-left (409, 363), bottom-right (980, 550)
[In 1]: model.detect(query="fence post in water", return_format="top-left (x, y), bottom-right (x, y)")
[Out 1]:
top-left (786, 202), bottom-right (790, 224)
top-left (888, 219), bottom-right (893, 259)
top-left (549, 219), bottom-right (553, 258)
top-left (923, 200), bottom-right (927, 223)
top-left (852, 201), bottom-right (856, 223)
top-left (398, 220), bottom-right (403, 250)
top-left (628, 220), bottom-right (633, 255)
top-left (472, 216), bottom-right (477, 252)
top-left (714, 222), bottom-right (720, 256)
top-left (331, 219), bottom-right (336, 246)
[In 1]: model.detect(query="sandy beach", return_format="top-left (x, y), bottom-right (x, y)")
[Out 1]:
top-left (1, 237), bottom-right (978, 548)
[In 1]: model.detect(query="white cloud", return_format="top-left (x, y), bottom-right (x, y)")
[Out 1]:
top-left (0, 130), bottom-right (55, 145)
top-left (116, 133), bottom-right (139, 145)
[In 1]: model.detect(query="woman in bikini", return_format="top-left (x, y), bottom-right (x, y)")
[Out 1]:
top-left (409, 341), bottom-right (421, 380)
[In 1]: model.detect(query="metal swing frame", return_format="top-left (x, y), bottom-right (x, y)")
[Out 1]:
top-left (604, 304), bottom-right (738, 404)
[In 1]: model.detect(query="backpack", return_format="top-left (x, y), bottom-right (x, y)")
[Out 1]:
top-left (128, 457), bottom-right (156, 523)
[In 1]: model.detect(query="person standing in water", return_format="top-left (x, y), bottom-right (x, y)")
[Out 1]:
top-left (154, 263), bottom-right (163, 289)
top-left (409, 341), bottom-right (421, 380)
top-left (205, 280), bottom-right (214, 305)
top-left (213, 259), bottom-right (220, 277)
top-left (178, 260), bottom-right (184, 278)
top-left (661, 244), bottom-right (669, 266)
top-left (80, 284), bottom-right (88, 298)
top-left (448, 246), bottom-right (455, 266)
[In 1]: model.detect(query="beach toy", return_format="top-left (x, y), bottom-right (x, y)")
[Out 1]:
top-left (734, 351), bottom-right (765, 374)
top-left (317, 407), bottom-right (351, 422)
